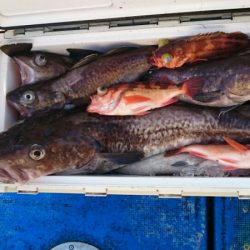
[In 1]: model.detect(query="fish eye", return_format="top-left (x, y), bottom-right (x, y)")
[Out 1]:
top-left (97, 86), bottom-right (108, 96)
top-left (161, 53), bottom-right (173, 64)
top-left (21, 91), bottom-right (35, 104)
top-left (34, 54), bottom-right (47, 66)
top-left (29, 144), bottom-right (46, 161)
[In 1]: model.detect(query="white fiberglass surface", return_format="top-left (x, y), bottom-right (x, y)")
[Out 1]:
top-left (0, 0), bottom-right (249, 27)
top-left (0, 18), bottom-right (250, 192)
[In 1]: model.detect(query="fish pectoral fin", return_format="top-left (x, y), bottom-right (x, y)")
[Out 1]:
top-left (99, 152), bottom-right (144, 165)
top-left (105, 47), bottom-right (138, 56)
top-left (218, 104), bottom-right (242, 118)
top-left (0, 43), bottom-right (33, 56)
top-left (192, 90), bottom-right (222, 103)
top-left (223, 136), bottom-right (248, 153)
top-left (124, 95), bottom-right (152, 104)
top-left (182, 77), bottom-right (205, 98)
top-left (67, 48), bottom-right (102, 61)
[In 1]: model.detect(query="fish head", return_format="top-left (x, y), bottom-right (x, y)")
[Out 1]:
top-left (150, 42), bottom-right (187, 68)
top-left (0, 121), bottom-right (97, 183)
top-left (226, 75), bottom-right (250, 103)
top-left (87, 86), bottom-right (123, 114)
top-left (7, 82), bottom-right (66, 117)
top-left (13, 51), bottom-right (74, 85)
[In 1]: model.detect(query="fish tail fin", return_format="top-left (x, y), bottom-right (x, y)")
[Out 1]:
top-left (223, 136), bottom-right (248, 153)
top-left (182, 77), bottom-right (205, 98)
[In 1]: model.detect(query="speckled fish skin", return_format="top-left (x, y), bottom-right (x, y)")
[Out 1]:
top-left (0, 104), bottom-right (250, 183)
top-left (150, 32), bottom-right (250, 68)
top-left (146, 53), bottom-right (250, 107)
top-left (7, 46), bottom-right (155, 118)
top-left (13, 51), bottom-right (76, 85)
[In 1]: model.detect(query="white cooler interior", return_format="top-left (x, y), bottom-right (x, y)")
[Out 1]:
top-left (1, 15), bottom-right (250, 196)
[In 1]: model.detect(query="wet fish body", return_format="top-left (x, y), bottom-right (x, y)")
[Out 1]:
top-left (146, 53), bottom-right (250, 107)
top-left (113, 153), bottom-right (228, 177)
top-left (0, 104), bottom-right (250, 183)
top-left (168, 137), bottom-right (250, 169)
top-left (87, 79), bottom-right (201, 115)
top-left (7, 46), bottom-right (155, 117)
top-left (150, 32), bottom-right (250, 68)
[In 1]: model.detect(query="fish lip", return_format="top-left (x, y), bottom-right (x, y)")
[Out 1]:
top-left (13, 56), bottom-right (34, 85)
top-left (87, 97), bottom-right (119, 115)
top-left (7, 98), bottom-right (32, 118)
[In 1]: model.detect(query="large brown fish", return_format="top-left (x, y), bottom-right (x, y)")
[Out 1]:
top-left (0, 43), bottom-right (101, 85)
top-left (145, 53), bottom-right (250, 107)
top-left (7, 46), bottom-right (155, 117)
top-left (0, 104), bottom-right (250, 183)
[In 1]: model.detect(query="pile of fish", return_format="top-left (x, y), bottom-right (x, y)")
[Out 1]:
top-left (1, 31), bottom-right (250, 183)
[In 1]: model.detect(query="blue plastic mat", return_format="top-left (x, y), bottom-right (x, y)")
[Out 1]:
top-left (0, 194), bottom-right (249, 250)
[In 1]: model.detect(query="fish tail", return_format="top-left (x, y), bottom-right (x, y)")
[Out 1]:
top-left (181, 77), bottom-right (205, 98)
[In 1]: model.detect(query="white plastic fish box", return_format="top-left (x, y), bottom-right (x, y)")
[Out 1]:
top-left (0, 0), bottom-right (250, 197)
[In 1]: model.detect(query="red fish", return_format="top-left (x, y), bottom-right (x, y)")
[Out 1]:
top-left (150, 32), bottom-right (250, 68)
top-left (87, 79), bottom-right (202, 115)
top-left (165, 137), bottom-right (250, 170)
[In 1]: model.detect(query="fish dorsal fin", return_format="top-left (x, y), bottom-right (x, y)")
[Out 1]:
top-left (104, 46), bottom-right (138, 56)
top-left (0, 43), bottom-right (33, 56)
top-left (70, 53), bottom-right (100, 69)
top-left (188, 31), bottom-right (249, 42)
top-left (223, 136), bottom-right (248, 153)
top-left (158, 39), bottom-right (169, 48)
top-left (70, 47), bottom-right (138, 69)
top-left (188, 32), bottom-right (225, 41)
top-left (67, 48), bottom-right (102, 61)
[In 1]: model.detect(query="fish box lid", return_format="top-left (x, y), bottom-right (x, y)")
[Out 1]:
top-left (0, 0), bottom-right (250, 28)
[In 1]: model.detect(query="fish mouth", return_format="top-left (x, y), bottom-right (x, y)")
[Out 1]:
top-left (13, 57), bottom-right (34, 85)
top-left (7, 97), bottom-right (32, 118)
top-left (87, 99), bottom-right (118, 115)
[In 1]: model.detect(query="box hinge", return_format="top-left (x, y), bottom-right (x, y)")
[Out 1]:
top-left (4, 10), bottom-right (250, 39)
top-left (83, 187), bottom-right (108, 197)
top-left (16, 186), bottom-right (38, 194)
top-left (110, 17), bottom-right (158, 28)
top-left (179, 12), bottom-right (232, 23)
top-left (157, 188), bottom-right (183, 198)
top-left (238, 191), bottom-right (250, 200)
